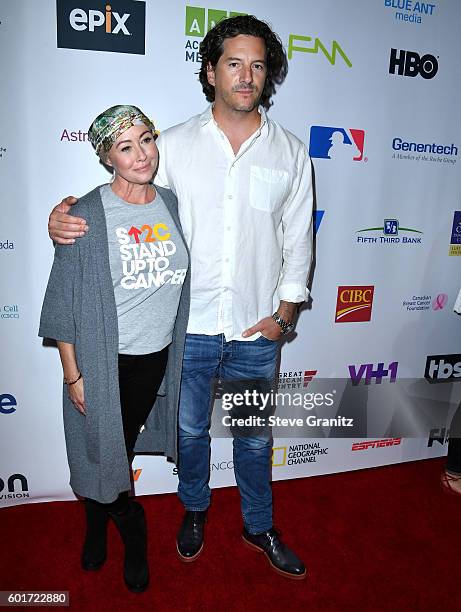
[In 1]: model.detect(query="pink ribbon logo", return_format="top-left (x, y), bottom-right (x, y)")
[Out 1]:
top-left (432, 293), bottom-right (448, 311)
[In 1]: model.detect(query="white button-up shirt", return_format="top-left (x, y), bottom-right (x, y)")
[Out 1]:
top-left (155, 106), bottom-right (313, 341)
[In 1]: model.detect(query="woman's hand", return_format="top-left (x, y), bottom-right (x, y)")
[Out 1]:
top-left (68, 377), bottom-right (86, 415)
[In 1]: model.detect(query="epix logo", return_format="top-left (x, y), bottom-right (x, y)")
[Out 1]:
top-left (309, 127), bottom-right (365, 162)
top-left (0, 394), bottom-right (17, 414)
top-left (57, 0), bottom-right (146, 55)
top-left (288, 35), bottom-right (351, 67)
top-left (335, 286), bottom-right (374, 323)
top-left (425, 355), bottom-right (461, 383)
top-left (349, 362), bottom-right (398, 385)
top-left (389, 49), bottom-right (438, 79)
top-left (449, 211), bottom-right (461, 256)
top-left (185, 6), bottom-right (245, 37)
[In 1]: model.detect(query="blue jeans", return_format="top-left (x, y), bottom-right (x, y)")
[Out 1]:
top-left (178, 333), bottom-right (279, 534)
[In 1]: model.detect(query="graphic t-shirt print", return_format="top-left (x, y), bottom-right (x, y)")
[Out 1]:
top-left (116, 221), bottom-right (187, 290)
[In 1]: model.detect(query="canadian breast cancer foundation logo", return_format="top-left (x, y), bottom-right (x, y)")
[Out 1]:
top-left (402, 293), bottom-right (448, 312)
top-left (56, 0), bottom-right (146, 55)
top-left (356, 219), bottom-right (423, 245)
top-left (389, 48), bottom-right (438, 79)
top-left (184, 6), bottom-right (246, 62)
top-left (335, 286), bottom-right (374, 323)
top-left (287, 35), bottom-right (351, 67)
top-left (384, 0), bottom-right (436, 25)
top-left (349, 362), bottom-right (398, 385)
top-left (449, 211), bottom-right (461, 256)
top-left (309, 127), bottom-right (365, 162)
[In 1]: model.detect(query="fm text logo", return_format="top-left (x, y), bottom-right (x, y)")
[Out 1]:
top-left (349, 362), bottom-right (398, 385)
top-left (309, 127), bottom-right (365, 162)
top-left (389, 48), bottom-right (438, 79)
top-left (0, 394), bottom-right (17, 415)
top-left (57, 0), bottom-right (146, 55)
top-left (288, 35), bottom-right (351, 67)
top-left (335, 286), bottom-right (374, 323)
top-left (425, 355), bottom-right (461, 383)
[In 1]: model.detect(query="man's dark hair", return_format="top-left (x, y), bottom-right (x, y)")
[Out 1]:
top-left (198, 15), bottom-right (288, 110)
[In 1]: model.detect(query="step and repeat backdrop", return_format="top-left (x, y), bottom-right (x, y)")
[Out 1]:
top-left (1, 0), bottom-right (461, 506)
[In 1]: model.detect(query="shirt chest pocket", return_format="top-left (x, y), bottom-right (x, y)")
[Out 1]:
top-left (249, 166), bottom-right (289, 213)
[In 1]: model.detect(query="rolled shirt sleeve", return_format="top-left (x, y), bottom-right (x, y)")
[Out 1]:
top-left (278, 148), bottom-right (313, 303)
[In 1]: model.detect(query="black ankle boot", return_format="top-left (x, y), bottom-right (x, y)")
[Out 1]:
top-left (109, 501), bottom-right (149, 593)
top-left (81, 499), bottom-right (109, 571)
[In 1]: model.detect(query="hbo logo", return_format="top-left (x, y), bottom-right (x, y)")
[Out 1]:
top-left (389, 49), bottom-right (438, 79)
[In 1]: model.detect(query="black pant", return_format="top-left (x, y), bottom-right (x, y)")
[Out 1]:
top-left (87, 347), bottom-right (168, 512)
top-left (118, 347), bottom-right (169, 460)
top-left (447, 400), bottom-right (461, 475)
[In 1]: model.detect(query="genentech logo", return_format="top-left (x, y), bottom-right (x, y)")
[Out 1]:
top-left (389, 49), bottom-right (438, 79)
top-left (424, 354), bottom-right (461, 383)
top-left (287, 35), bottom-right (351, 67)
top-left (352, 438), bottom-right (401, 451)
top-left (309, 127), bottom-right (365, 162)
top-left (57, 0), bottom-right (146, 55)
top-left (349, 362), bottom-right (398, 385)
top-left (335, 286), bottom-right (374, 323)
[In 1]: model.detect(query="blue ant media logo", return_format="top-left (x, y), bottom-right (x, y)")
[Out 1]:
top-left (309, 127), bottom-right (366, 162)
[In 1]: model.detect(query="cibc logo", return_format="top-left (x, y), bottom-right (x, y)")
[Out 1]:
top-left (335, 286), bottom-right (374, 323)
top-left (57, 0), bottom-right (146, 55)
top-left (389, 49), bottom-right (438, 79)
top-left (425, 354), bottom-right (461, 383)
top-left (0, 474), bottom-right (29, 500)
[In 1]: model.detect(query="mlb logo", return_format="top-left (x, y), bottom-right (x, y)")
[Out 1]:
top-left (384, 219), bottom-right (399, 235)
top-left (335, 285), bottom-right (374, 323)
top-left (309, 126), bottom-right (365, 161)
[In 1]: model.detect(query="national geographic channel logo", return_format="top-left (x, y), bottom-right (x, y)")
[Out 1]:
top-left (56, 0), bottom-right (146, 55)
top-left (272, 443), bottom-right (328, 467)
top-left (0, 474), bottom-right (29, 500)
top-left (184, 6), bottom-right (246, 62)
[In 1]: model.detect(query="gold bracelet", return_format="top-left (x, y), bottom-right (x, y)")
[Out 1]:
top-left (64, 372), bottom-right (82, 386)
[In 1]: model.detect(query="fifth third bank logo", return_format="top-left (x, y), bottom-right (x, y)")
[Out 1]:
top-left (309, 126), bottom-right (365, 162)
top-left (57, 0), bottom-right (146, 54)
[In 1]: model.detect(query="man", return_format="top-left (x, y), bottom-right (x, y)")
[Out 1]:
top-left (49, 15), bottom-right (313, 579)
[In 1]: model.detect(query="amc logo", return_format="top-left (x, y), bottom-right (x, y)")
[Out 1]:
top-left (0, 394), bottom-right (17, 415)
top-left (272, 447), bottom-right (287, 467)
top-left (57, 0), bottom-right (146, 54)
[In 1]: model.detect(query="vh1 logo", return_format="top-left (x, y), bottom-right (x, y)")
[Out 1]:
top-left (57, 0), bottom-right (146, 55)
top-left (335, 285), bottom-right (374, 323)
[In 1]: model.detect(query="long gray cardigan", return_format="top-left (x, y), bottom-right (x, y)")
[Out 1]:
top-left (39, 186), bottom-right (190, 503)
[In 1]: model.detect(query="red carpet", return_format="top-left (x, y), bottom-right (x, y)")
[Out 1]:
top-left (1, 458), bottom-right (459, 611)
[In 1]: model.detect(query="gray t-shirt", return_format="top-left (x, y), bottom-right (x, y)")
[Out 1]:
top-left (100, 184), bottom-right (188, 354)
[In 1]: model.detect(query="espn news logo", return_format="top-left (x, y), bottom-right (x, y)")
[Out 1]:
top-left (424, 354), bottom-right (461, 383)
top-left (57, 0), bottom-right (146, 54)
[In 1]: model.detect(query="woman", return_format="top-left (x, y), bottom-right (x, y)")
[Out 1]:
top-left (39, 105), bottom-right (190, 593)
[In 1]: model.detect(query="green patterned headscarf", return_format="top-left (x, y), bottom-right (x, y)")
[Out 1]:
top-left (88, 105), bottom-right (156, 158)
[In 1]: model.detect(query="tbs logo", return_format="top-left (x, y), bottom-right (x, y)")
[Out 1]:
top-left (389, 49), bottom-right (438, 79)
top-left (349, 362), bottom-right (398, 385)
top-left (425, 355), bottom-right (461, 383)
top-left (335, 286), bottom-right (374, 323)
top-left (309, 127), bottom-right (365, 162)
top-left (0, 393), bottom-right (17, 415)
top-left (57, 0), bottom-right (146, 55)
